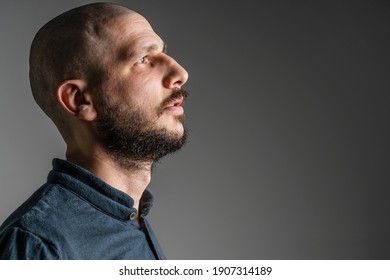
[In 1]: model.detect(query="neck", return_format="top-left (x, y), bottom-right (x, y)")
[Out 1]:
top-left (66, 147), bottom-right (153, 213)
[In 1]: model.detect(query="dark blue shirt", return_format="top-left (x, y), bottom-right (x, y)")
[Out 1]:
top-left (0, 159), bottom-right (165, 260)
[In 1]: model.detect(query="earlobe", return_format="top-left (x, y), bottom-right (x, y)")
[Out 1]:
top-left (56, 80), bottom-right (97, 121)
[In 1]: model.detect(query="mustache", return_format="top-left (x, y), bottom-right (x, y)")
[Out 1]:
top-left (158, 88), bottom-right (189, 115)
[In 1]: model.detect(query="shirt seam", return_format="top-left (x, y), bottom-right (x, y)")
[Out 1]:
top-left (12, 226), bottom-right (61, 259)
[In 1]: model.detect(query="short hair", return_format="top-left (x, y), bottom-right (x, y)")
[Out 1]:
top-left (29, 2), bottom-right (131, 128)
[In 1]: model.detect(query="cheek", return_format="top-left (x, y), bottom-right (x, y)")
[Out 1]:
top-left (108, 73), bottom-right (164, 112)
top-left (132, 82), bottom-right (163, 106)
top-left (138, 97), bottom-right (161, 116)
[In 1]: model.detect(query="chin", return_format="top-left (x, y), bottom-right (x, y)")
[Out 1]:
top-left (169, 124), bottom-right (185, 137)
top-left (158, 116), bottom-right (185, 134)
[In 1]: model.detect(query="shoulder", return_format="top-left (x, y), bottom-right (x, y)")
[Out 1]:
top-left (0, 226), bottom-right (60, 259)
top-left (0, 183), bottom-right (79, 259)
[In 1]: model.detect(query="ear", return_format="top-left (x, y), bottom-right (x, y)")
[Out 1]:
top-left (56, 79), bottom-right (97, 121)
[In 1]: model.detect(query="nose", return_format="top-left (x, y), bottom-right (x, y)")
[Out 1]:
top-left (162, 54), bottom-right (189, 89)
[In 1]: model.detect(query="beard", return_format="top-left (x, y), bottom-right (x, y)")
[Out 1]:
top-left (94, 88), bottom-right (189, 170)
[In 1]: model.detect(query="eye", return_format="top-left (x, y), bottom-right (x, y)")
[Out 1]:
top-left (137, 56), bottom-right (147, 64)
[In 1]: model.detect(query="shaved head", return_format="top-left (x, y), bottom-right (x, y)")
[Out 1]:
top-left (29, 3), bottom-right (133, 131)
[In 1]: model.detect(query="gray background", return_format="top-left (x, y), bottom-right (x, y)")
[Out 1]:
top-left (0, 0), bottom-right (389, 259)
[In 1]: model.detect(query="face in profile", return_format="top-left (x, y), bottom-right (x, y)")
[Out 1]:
top-left (92, 12), bottom-right (189, 167)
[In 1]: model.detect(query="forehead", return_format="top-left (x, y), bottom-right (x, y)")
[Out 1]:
top-left (110, 13), bottom-right (153, 35)
top-left (106, 13), bottom-right (163, 54)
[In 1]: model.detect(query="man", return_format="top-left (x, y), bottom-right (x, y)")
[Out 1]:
top-left (0, 2), bottom-right (189, 259)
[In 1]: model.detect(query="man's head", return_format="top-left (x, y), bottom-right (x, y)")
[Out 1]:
top-left (30, 3), bottom-right (189, 169)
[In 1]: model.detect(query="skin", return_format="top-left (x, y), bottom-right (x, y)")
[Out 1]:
top-left (55, 12), bottom-right (188, 217)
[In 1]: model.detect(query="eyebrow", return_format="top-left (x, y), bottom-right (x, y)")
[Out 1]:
top-left (141, 44), bottom-right (159, 53)
top-left (119, 41), bottom-right (167, 61)
top-left (141, 42), bottom-right (167, 53)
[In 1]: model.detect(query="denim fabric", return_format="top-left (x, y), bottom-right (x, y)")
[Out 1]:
top-left (0, 159), bottom-right (166, 260)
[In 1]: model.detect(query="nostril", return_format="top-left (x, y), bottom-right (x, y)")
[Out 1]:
top-left (163, 64), bottom-right (188, 89)
top-left (175, 65), bottom-right (188, 87)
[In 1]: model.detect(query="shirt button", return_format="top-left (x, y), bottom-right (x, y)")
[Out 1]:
top-left (129, 212), bottom-right (137, 220)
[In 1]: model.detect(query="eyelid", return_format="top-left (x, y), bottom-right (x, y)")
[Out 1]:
top-left (136, 55), bottom-right (148, 65)
top-left (133, 42), bottom-right (165, 65)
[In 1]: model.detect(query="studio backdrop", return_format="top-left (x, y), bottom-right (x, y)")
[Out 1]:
top-left (0, 0), bottom-right (389, 259)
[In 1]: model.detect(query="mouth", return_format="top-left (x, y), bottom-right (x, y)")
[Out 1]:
top-left (165, 97), bottom-right (184, 109)
top-left (158, 88), bottom-right (189, 116)
top-left (163, 97), bottom-right (185, 115)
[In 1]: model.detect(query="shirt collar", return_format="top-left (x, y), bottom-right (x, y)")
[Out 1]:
top-left (47, 158), bottom-right (154, 221)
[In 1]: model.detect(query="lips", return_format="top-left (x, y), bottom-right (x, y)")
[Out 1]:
top-left (164, 97), bottom-right (185, 114)
top-left (158, 88), bottom-right (189, 116)
top-left (165, 96), bottom-right (184, 109)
